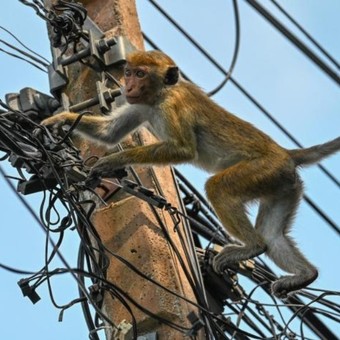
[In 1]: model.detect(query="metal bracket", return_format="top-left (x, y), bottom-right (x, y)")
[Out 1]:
top-left (5, 88), bottom-right (60, 122)
top-left (60, 31), bottom-right (135, 68)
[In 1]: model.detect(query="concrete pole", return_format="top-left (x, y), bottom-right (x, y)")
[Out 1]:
top-left (47, 1), bottom-right (205, 338)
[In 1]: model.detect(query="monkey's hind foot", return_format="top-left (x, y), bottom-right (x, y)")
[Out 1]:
top-left (271, 269), bottom-right (318, 298)
top-left (212, 243), bottom-right (266, 274)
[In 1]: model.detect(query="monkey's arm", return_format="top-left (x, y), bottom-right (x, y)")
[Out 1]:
top-left (90, 137), bottom-right (196, 178)
top-left (41, 104), bottom-right (149, 145)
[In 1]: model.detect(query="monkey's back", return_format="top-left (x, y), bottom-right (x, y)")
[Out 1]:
top-left (166, 81), bottom-right (287, 172)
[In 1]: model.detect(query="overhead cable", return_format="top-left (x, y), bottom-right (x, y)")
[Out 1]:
top-left (270, 0), bottom-right (340, 70)
top-left (244, 0), bottom-right (340, 85)
top-left (0, 25), bottom-right (49, 64)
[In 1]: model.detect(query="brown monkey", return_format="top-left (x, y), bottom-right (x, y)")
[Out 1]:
top-left (42, 50), bottom-right (340, 298)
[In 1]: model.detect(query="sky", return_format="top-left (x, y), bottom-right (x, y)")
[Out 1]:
top-left (0, 1), bottom-right (339, 339)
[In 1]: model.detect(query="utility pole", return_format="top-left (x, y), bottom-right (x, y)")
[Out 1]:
top-left (46, 1), bottom-right (204, 338)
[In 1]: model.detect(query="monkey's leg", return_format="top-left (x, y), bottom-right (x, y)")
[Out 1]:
top-left (255, 176), bottom-right (318, 298)
top-left (205, 162), bottom-right (270, 273)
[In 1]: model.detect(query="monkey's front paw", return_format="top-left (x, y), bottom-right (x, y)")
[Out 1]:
top-left (89, 156), bottom-right (125, 179)
top-left (89, 159), bottom-right (114, 179)
top-left (212, 252), bottom-right (237, 274)
top-left (41, 113), bottom-right (67, 128)
top-left (271, 281), bottom-right (289, 299)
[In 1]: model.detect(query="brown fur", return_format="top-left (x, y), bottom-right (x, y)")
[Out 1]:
top-left (42, 50), bottom-right (340, 298)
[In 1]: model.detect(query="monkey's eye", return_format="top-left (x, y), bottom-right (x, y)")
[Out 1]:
top-left (124, 69), bottom-right (132, 77)
top-left (136, 70), bottom-right (146, 78)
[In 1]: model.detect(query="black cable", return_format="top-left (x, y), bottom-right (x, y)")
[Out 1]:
top-left (304, 194), bottom-right (340, 236)
top-left (0, 38), bottom-right (49, 67)
top-left (0, 262), bottom-right (35, 275)
top-left (270, 0), bottom-right (340, 70)
top-left (0, 46), bottom-right (47, 72)
top-left (206, 0), bottom-right (240, 96)
top-left (244, 0), bottom-right (340, 85)
top-left (0, 25), bottom-right (49, 64)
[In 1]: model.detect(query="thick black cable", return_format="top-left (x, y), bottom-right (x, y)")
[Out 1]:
top-left (304, 194), bottom-right (340, 236)
top-left (270, 0), bottom-right (340, 70)
top-left (244, 0), bottom-right (340, 85)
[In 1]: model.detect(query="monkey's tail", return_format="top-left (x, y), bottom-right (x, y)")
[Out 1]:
top-left (288, 136), bottom-right (340, 166)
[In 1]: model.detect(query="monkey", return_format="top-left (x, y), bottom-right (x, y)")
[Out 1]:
top-left (41, 50), bottom-right (340, 298)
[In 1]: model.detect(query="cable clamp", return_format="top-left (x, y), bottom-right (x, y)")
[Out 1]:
top-left (17, 279), bottom-right (41, 304)
top-left (122, 179), bottom-right (168, 209)
top-left (185, 311), bottom-right (204, 336)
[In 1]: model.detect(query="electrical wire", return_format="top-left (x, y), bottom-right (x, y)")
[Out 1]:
top-left (244, 0), bottom-right (340, 85)
top-left (207, 0), bottom-right (240, 96)
top-left (270, 0), bottom-right (340, 70)
top-left (0, 25), bottom-right (49, 64)
top-left (0, 46), bottom-right (47, 73)
top-left (148, 0), bottom-right (240, 97)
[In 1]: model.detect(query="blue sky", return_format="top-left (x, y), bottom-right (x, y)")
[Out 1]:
top-left (0, 1), bottom-right (339, 339)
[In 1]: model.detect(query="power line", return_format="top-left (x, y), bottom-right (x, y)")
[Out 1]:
top-left (0, 46), bottom-right (47, 73)
top-left (244, 0), bottom-right (340, 85)
top-left (270, 0), bottom-right (340, 70)
top-left (0, 25), bottom-right (49, 72)
top-left (207, 0), bottom-right (240, 96)
top-left (0, 25), bottom-right (49, 64)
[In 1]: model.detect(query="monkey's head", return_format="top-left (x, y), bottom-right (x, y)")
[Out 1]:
top-left (124, 50), bottom-right (179, 105)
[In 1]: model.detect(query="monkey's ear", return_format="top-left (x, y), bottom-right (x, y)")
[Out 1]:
top-left (164, 66), bottom-right (179, 85)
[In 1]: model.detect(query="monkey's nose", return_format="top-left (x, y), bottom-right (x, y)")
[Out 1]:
top-left (125, 86), bottom-right (134, 94)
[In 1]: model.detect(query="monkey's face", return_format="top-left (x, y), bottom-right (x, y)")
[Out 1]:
top-left (124, 64), bottom-right (156, 105)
